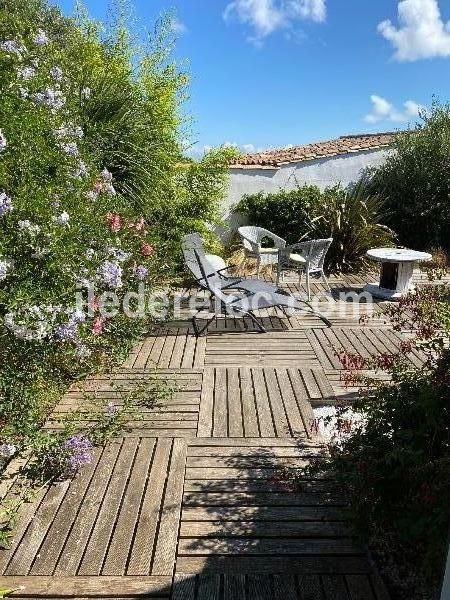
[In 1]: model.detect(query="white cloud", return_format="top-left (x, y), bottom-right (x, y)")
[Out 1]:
top-left (378, 0), bottom-right (450, 61)
top-left (364, 95), bottom-right (425, 124)
top-left (223, 0), bottom-right (326, 43)
top-left (171, 17), bottom-right (187, 35)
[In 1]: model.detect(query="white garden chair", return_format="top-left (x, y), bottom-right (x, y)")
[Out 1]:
top-left (238, 226), bottom-right (286, 278)
top-left (277, 238), bottom-right (333, 300)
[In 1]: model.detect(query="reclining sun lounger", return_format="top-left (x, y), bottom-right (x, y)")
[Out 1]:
top-left (181, 233), bottom-right (279, 295)
top-left (191, 249), bottom-right (332, 336)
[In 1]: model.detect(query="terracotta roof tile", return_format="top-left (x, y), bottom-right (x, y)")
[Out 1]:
top-left (230, 132), bottom-right (396, 169)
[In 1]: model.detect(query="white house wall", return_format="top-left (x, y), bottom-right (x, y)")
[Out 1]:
top-left (220, 148), bottom-right (390, 240)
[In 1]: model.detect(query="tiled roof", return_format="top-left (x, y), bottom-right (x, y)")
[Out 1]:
top-left (230, 132), bottom-right (396, 169)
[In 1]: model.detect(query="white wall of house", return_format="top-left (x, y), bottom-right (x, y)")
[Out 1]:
top-left (219, 148), bottom-right (391, 240)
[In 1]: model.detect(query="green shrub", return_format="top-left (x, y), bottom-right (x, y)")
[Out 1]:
top-left (238, 182), bottom-right (394, 273)
top-left (368, 102), bottom-right (450, 251)
top-left (238, 185), bottom-right (322, 244)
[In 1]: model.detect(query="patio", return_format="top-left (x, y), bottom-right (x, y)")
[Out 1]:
top-left (0, 269), bottom-right (439, 600)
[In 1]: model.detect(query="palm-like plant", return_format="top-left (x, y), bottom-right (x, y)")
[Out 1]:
top-left (307, 182), bottom-right (396, 273)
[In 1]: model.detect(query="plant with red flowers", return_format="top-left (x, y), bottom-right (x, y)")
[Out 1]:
top-left (298, 284), bottom-right (450, 600)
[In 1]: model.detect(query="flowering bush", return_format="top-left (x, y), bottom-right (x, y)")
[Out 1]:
top-left (0, 21), bottom-right (160, 438)
top-left (0, 0), bottom-right (234, 445)
top-left (295, 284), bottom-right (450, 600)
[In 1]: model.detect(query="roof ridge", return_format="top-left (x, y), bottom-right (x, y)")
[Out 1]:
top-left (230, 131), bottom-right (396, 169)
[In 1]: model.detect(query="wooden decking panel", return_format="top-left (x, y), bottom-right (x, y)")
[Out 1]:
top-left (0, 271), bottom-right (402, 599)
top-left (174, 441), bottom-right (387, 599)
top-left (307, 327), bottom-right (425, 370)
top-left (1, 438), bottom-right (186, 578)
top-left (197, 368), bottom-right (332, 438)
top-left (47, 370), bottom-right (202, 438)
top-left (205, 331), bottom-right (321, 367)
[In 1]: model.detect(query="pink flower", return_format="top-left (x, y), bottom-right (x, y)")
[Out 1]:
top-left (92, 316), bottom-right (106, 336)
top-left (106, 212), bottom-right (122, 233)
top-left (134, 218), bottom-right (146, 232)
top-left (141, 243), bottom-right (154, 257)
top-left (88, 296), bottom-right (100, 312)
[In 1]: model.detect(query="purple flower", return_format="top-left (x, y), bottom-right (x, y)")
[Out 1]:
top-left (0, 40), bottom-right (25, 56)
top-left (134, 265), bottom-right (148, 281)
top-left (0, 130), bottom-right (7, 152)
top-left (0, 192), bottom-right (12, 216)
top-left (0, 443), bottom-right (17, 459)
top-left (60, 142), bottom-right (79, 157)
top-left (63, 434), bottom-right (93, 472)
top-left (50, 66), bottom-right (63, 81)
top-left (55, 322), bottom-right (78, 342)
top-left (97, 261), bottom-right (123, 289)
top-left (105, 402), bottom-right (118, 417)
top-left (32, 88), bottom-right (65, 110)
top-left (17, 66), bottom-right (36, 80)
top-left (33, 30), bottom-right (49, 46)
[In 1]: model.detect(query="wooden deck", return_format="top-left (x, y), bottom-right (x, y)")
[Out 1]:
top-left (2, 270), bottom-right (427, 599)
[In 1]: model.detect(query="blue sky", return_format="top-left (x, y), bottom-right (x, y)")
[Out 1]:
top-left (54, 0), bottom-right (450, 156)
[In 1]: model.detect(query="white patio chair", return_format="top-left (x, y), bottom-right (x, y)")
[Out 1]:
top-left (238, 226), bottom-right (286, 278)
top-left (277, 238), bottom-right (333, 300)
top-left (192, 249), bottom-right (332, 336)
top-left (181, 233), bottom-right (279, 295)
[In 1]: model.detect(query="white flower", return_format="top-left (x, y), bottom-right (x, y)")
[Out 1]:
top-left (34, 30), bottom-right (49, 46)
top-left (106, 183), bottom-right (117, 196)
top-left (17, 66), bottom-right (36, 80)
top-left (0, 444), bottom-right (17, 459)
top-left (85, 190), bottom-right (98, 202)
top-left (81, 87), bottom-right (91, 100)
top-left (4, 304), bottom-right (58, 341)
top-left (19, 87), bottom-right (28, 99)
top-left (50, 66), bottom-right (63, 81)
top-left (0, 130), bottom-right (7, 152)
top-left (0, 259), bottom-right (11, 282)
top-left (54, 211), bottom-right (70, 226)
top-left (73, 160), bottom-right (88, 179)
top-left (31, 58), bottom-right (39, 68)
top-left (18, 220), bottom-right (41, 235)
top-left (0, 191), bottom-right (13, 216)
top-left (76, 344), bottom-right (92, 359)
top-left (54, 124), bottom-right (83, 140)
top-left (68, 308), bottom-right (86, 324)
top-left (100, 168), bottom-right (113, 182)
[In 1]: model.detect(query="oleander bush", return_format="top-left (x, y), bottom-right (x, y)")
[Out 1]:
top-left (0, 0), bottom-right (233, 444)
top-left (238, 181), bottom-right (394, 273)
top-left (368, 102), bottom-right (450, 251)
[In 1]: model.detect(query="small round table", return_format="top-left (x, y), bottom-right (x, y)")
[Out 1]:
top-left (364, 248), bottom-right (432, 300)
